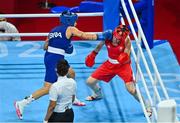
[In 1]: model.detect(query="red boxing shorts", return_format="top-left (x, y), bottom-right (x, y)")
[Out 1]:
top-left (91, 60), bottom-right (134, 83)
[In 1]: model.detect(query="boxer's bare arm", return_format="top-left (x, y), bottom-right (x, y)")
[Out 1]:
top-left (66, 26), bottom-right (98, 40)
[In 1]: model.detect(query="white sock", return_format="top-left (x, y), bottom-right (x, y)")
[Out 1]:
top-left (74, 97), bottom-right (79, 103)
top-left (92, 86), bottom-right (102, 97)
top-left (22, 95), bottom-right (35, 105)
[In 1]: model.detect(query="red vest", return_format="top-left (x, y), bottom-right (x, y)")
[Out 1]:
top-left (105, 40), bottom-right (125, 59)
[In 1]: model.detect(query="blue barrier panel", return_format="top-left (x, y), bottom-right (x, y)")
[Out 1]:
top-left (141, 0), bottom-right (154, 49)
top-left (103, 0), bottom-right (120, 30)
top-left (79, 1), bottom-right (103, 12)
top-left (50, 6), bottom-right (70, 13)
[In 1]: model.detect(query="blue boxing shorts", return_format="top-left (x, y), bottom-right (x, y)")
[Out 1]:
top-left (44, 52), bottom-right (65, 83)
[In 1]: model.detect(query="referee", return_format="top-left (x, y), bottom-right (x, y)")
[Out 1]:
top-left (44, 59), bottom-right (76, 123)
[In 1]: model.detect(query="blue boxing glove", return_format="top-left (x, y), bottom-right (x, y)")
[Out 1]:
top-left (97, 30), bottom-right (112, 40)
top-left (65, 43), bottom-right (74, 54)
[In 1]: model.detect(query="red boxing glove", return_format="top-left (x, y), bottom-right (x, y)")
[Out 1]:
top-left (117, 53), bottom-right (129, 64)
top-left (85, 51), bottom-right (98, 67)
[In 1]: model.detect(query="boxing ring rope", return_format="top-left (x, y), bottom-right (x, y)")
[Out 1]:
top-left (0, 33), bottom-right (49, 37)
top-left (0, 13), bottom-right (102, 37)
top-left (120, 18), bottom-right (153, 122)
top-left (121, 0), bottom-right (162, 110)
top-left (121, 0), bottom-right (164, 121)
top-left (121, 0), bottom-right (168, 100)
top-left (0, 12), bottom-right (103, 18)
top-left (126, 0), bottom-right (169, 99)
top-left (121, 0), bottom-right (178, 122)
top-left (0, 10), bottom-right (177, 122)
top-left (0, 32), bottom-right (100, 37)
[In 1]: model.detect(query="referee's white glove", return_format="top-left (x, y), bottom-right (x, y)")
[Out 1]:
top-left (43, 120), bottom-right (48, 123)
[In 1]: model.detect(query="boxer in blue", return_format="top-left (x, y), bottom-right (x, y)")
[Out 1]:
top-left (14, 11), bottom-right (112, 120)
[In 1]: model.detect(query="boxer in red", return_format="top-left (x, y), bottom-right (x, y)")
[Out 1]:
top-left (85, 25), bottom-right (152, 117)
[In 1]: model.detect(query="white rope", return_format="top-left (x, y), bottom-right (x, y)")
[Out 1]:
top-left (121, 17), bottom-right (154, 122)
top-left (127, 0), bottom-right (169, 100)
top-left (0, 32), bottom-right (100, 37)
top-left (121, 0), bottom-right (161, 103)
top-left (0, 12), bottom-right (103, 18)
top-left (0, 33), bottom-right (48, 37)
top-left (121, 16), bottom-right (158, 121)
